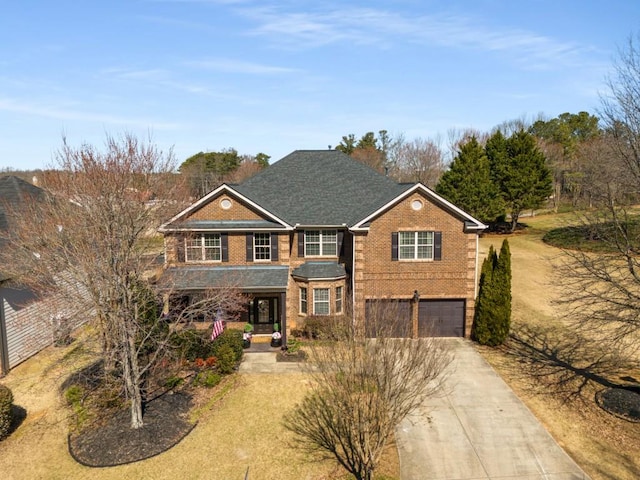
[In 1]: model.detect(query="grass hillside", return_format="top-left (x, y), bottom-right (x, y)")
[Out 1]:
top-left (477, 212), bottom-right (640, 480)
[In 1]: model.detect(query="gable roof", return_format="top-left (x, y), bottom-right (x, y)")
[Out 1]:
top-left (351, 183), bottom-right (487, 231)
top-left (158, 183), bottom-right (293, 232)
top-left (234, 150), bottom-right (411, 227)
top-left (161, 150), bottom-right (487, 233)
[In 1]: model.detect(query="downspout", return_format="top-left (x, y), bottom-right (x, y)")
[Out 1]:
top-left (352, 231), bottom-right (356, 324)
top-left (280, 291), bottom-right (286, 347)
top-left (474, 234), bottom-right (479, 298)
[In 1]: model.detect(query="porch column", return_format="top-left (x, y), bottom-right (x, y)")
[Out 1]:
top-left (279, 291), bottom-right (286, 346)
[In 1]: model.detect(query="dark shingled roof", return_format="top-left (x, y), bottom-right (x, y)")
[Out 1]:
top-left (234, 150), bottom-right (411, 227)
top-left (176, 220), bottom-right (286, 230)
top-left (0, 176), bottom-right (44, 230)
top-left (162, 265), bottom-right (289, 291)
top-left (291, 261), bottom-right (346, 280)
top-left (0, 176), bottom-right (45, 281)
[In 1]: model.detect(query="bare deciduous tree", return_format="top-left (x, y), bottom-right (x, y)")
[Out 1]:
top-left (0, 134), bottom-right (245, 429)
top-left (557, 35), bottom-right (640, 365)
top-left (284, 302), bottom-right (452, 480)
top-left (393, 137), bottom-right (445, 187)
top-left (445, 127), bottom-right (487, 164)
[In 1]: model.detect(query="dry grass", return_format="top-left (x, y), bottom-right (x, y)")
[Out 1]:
top-left (478, 212), bottom-right (640, 480)
top-left (0, 335), bottom-right (398, 480)
top-left (7, 209), bottom-right (636, 479)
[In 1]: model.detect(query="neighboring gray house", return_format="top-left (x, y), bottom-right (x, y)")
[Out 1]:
top-left (0, 176), bottom-right (78, 375)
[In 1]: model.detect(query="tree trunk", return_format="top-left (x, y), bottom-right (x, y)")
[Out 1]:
top-left (121, 318), bottom-right (145, 429)
top-left (129, 379), bottom-right (144, 429)
top-left (510, 211), bottom-right (519, 232)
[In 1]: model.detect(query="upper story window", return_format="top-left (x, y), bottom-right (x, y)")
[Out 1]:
top-left (185, 234), bottom-right (221, 262)
top-left (246, 233), bottom-right (278, 262)
top-left (305, 230), bottom-right (337, 256)
top-left (254, 233), bottom-right (271, 261)
top-left (399, 231), bottom-right (433, 260)
top-left (392, 231), bottom-right (441, 261)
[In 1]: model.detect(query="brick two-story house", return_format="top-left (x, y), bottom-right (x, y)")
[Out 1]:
top-left (159, 150), bottom-right (486, 339)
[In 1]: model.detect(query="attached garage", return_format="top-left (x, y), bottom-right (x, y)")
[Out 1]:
top-left (365, 299), bottom-right (412, 338)
top-left (418, 300), bottom-right (465, 337)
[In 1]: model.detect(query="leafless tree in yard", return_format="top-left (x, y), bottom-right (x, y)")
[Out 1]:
top-left (393, 137), bottom-right (445, 188)
top-left (556, 35), bottom-right (640, 367)
top-left (0, 133), bottom-right (245, 429)
top-left (284, 301), bottom-right (452, 480)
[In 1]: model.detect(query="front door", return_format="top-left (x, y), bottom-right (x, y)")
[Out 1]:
top-left (252, 297), bottom-right (278, 334)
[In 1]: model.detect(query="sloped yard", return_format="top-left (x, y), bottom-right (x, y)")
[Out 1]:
top-left (0, 338), bottom-right (346, 480)
top-left (477, 214), bottom-right (640, 480)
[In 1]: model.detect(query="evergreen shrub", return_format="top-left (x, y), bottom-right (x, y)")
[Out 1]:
top-left (0, 384), bottom-right (13, 440)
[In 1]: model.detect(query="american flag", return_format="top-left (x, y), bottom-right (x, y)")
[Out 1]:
top-left (211, 309), bottom-right (224, 340)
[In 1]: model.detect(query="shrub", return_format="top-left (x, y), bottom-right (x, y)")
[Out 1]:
top-left (64, 385), bottom-right (88, 430)
top-left (164, 375), bottom-right (184, 390)
top-left (301, 316), bottom-right (333, 339)
top-left (211, 329), bottom-right (243, 362)
top-left (170, 328), bottom-right (211, 361)
top-left (286, 337), bottom-right (302, 354)
top-left (216, 344), bottom-right (237, 374)
top-left (205, 356), bottom-right (217, 367)
top-left (194, 371), bottom-right (222, 388)
top-left (171, 327), bottom-right (242, 370)
top-left (64, 385), bottom-right (84, 405)
top-left (0, 384), bottom-right (13, 440)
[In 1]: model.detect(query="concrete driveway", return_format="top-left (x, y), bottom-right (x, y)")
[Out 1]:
top-left (396, 339), bottom-right (590, 480)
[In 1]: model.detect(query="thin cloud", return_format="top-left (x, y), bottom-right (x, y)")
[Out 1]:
top-left (103, 68), bottom-right (169, 80)
top-left (101, 67), bottom-right (220, 96)
top-left (240, 5), bottom-right (598, 69)
top-left (140, 15), bottom-right (216, 32)
top-left (185, 58), bottom-right (299, 74)
top-left (0, 97), bottom-right (181, 130)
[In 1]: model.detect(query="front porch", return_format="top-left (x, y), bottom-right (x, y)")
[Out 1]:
top-left (161, 264), bottom-right (289, 338)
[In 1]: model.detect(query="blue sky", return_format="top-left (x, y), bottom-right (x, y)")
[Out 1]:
top-left (1, 0), bottom-right (639, 171)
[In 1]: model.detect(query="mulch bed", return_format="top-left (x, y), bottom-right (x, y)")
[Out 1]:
top-left (596, 387), bottom-right (640, 423)
top-left (68, 391), bottom-right (195, 467)
top-left (276, 350), bottom-right (307, 362)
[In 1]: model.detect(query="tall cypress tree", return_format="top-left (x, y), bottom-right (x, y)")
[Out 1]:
top-left (496, 239), bottom-right (512, 341)
top-left (472, 245), bottom-right (497, 344)
top-left (472, 240), bottom-right (512, 346)
top-left (436, 137), bottom-right (503, 223)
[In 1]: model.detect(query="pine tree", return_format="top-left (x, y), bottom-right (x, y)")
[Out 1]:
top-left (487, 130), bottom-right (553, 232)
top-left (436, 137), bottom-right (503, 223)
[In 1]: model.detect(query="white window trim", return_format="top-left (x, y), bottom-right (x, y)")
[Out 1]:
top-left (335, 286), bottom-right (343, 314)
top-left (185, 233), bottom-right (222, 262)
top-left (253, 232), bottom-right (271, 262)
top-left (313, 288), bottom-right (331, 315)
top-left (305, 230), bottom-right (338, 257)
top-left (399, 231), bottom-right (434, 261)
top-left (300, 287), bottom-right (308, 315)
